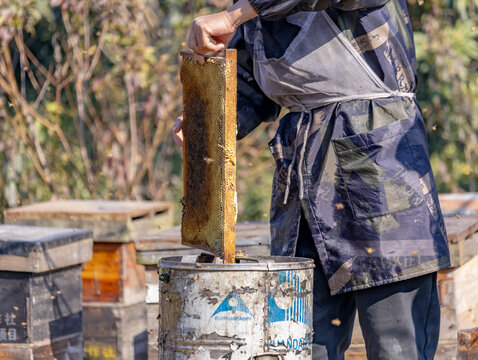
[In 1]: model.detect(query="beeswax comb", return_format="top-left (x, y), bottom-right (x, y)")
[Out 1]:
top-left (180, 50), bottom-right (237, 263)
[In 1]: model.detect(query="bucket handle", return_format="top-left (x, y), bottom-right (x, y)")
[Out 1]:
top-left (250, 353), bottom-right (285, 359)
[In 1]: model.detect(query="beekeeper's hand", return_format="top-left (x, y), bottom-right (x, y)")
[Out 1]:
top-left (188, 0), bottom-right (257, 64)
top-left (173, 114), bottom-right (184, 149)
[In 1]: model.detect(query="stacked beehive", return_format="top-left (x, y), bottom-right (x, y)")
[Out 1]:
top-left (0, 225), bottom-right (92, 359)
top-left (5, 200), bottom-right (172, 360)
top-left (436, 193), bottom-right (478, 359)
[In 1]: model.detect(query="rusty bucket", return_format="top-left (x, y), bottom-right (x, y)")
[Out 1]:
top-left (158, 255), bottom-right (314, 359)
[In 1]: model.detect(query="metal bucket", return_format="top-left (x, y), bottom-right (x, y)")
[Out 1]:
top-left (158, 255), bottom-right (314, 360)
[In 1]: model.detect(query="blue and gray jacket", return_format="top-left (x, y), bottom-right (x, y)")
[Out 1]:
top-left (232, 0), bottom-right (450, 295)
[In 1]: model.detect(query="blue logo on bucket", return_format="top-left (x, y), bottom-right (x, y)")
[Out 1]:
top-left (268, 271), bottom-right (312, 327)
top-left (269, 337), bottom-right (311, 351)
top-left (211, 292), bottom-right (253, 321)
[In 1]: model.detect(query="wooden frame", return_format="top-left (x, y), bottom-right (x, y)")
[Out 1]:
top-left (179, 50), bottom-right (237, 263)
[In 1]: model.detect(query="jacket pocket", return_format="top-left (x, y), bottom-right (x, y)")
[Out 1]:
top-left (332, 119), bottom-right (423, 220)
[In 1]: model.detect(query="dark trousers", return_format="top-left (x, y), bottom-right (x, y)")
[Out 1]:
top-left (295, 216), bottom-right (440, 360)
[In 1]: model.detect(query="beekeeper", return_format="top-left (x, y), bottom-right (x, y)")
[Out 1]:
top-left (175, 0), bottom-right (450, 359)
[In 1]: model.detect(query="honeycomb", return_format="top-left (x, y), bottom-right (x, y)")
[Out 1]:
top-left (180, 50), bottom-right (237, 263)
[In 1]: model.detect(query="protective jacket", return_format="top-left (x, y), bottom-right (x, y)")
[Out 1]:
top-left (232, 0), bottom-right (450, 295)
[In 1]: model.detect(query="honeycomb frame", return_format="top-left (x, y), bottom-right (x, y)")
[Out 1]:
top-left (180, 50), bottom-right (237, 263)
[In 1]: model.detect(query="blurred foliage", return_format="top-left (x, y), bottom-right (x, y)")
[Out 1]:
top-left (0, 0), bottom-right (477, 223)
top-left (0, 0), bottom-right (225, 222)
top-left (410, 0), bottom-right (478, 192)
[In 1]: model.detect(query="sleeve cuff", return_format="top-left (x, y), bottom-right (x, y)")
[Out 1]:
top-left (247, 0), bottom-right (298, 20)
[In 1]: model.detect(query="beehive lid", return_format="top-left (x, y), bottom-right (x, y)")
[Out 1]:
top-left (445, 216), bottom-right (478, 244)
top-left (136, 222), bottom-right (270, 250)
top-left (444, 215), bottom-right (478, 267)
top-left (4, 200), bottom-right (172, 221)
top-left (4, 200), bottom-right (173, 242)
top-left (439, 193), bottom-right (478, 216)
top-left (135, 222), bottom-right (270, 265)
top-left (180, 50), bottom-right (237, 262)
top-left (0, 225), bottom-right (93, 272)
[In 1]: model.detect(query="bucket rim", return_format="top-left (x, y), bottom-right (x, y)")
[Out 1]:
top-left (157, 255), bottom-right (315, 271)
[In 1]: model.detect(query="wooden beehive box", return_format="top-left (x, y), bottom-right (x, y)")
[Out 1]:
top-left (0, 225), bottom-right (92, 360)
top-left (437, 216), bottom-right (478, 340)
top-left (443, 216), bottom-right (478, 268)
top-left (136, 232), bottom-right (201, 360)
top-left (439, 193), bottom-right (478, 216)
top-left (180, 50), bottom-right (237, 263)
top-left (136, 221), bottom-right (270, 266)
top-left (83, 302), bottom-right (147, 360)
top-left (4, 200), bottom-right (171, 304)
top-left (4, 200), bottom-right (173, 242)
top-left (82, 242), bottom-right (145, 304)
